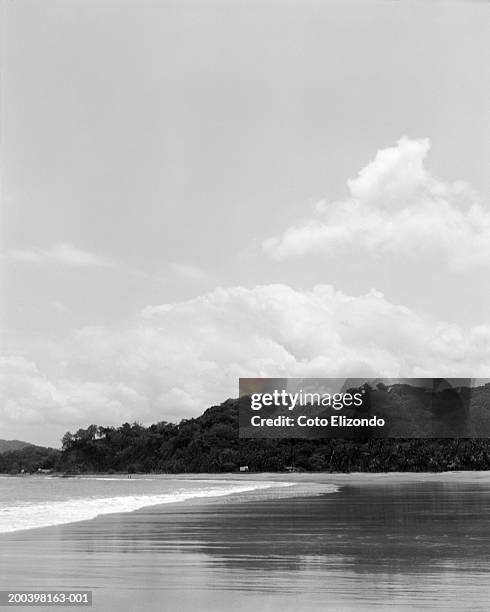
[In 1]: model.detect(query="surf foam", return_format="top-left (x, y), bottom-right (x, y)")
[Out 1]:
top-left (0, 481), bottom-right (296, 534)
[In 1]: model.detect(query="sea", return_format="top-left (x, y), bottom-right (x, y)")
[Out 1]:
top-left (0, 474), bottom-right (297, 533)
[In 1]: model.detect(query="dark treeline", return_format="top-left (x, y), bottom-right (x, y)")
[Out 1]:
top-left (2, 397), bottom-right (490, 474)
top-left (0, 444), bottom-right (60, 475)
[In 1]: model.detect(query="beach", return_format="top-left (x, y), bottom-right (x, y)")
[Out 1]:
top-left (1, 472), bottom-right (490, 611)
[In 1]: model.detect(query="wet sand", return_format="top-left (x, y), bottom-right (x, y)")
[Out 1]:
top-left (1, 472), bottom-right (490, 611)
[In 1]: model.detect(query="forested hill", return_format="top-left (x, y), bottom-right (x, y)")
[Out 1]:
top-left (0, 443), bottom-right (60, 474)
top-left (0, 439), bottom-right (33, 453)
top-left (2, 393), bottom-right (490, 474)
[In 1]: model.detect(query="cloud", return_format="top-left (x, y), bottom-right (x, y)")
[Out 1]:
top-left (8, 250), bottom-right (44, 264)
top-left (263, 137), bottom-right (490, 270)
top-left (2, 284), bottom-right (489, 443)
top-left (169, 262), bottom-right (209, 282)
top-left (47, 244), bottom-right (111, 267)
top-left (0, 357), bottom-right (142, 428)
top-left (8, 243), bottom-right (112, 267)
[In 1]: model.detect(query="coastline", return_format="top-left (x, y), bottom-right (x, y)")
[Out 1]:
top-left (4, 468), bottom-right (490, 479)
top-left (1, 470), bottom-right (490, 536)
top-left (1, 471), bottom-right (490, 611)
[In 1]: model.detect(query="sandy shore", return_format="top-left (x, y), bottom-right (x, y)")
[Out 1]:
top-left (1, 472), bottom-right (490, 611)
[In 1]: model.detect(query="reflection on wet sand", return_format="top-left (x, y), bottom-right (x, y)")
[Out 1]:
top-left (1, 478), bottom-right (490, 611)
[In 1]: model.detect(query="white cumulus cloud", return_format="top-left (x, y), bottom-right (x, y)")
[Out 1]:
top-left (2, 284), bottom-right (490, 444)
top-left (263, 137), bottom-right (490, 270)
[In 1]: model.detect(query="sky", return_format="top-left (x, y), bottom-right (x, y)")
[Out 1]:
top-left (1, 0), bottom-right (489, 446)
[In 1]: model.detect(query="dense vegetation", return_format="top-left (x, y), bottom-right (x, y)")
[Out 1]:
top-left (0, 444), bottom-right (60, 475)
top-left (2, 394), bottom-right (490, 474)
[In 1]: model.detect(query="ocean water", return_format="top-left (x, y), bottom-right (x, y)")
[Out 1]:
top-left (0, 475), bottom-right (297, 533)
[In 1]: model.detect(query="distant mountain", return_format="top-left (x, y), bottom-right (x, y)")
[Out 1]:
top-left (0, 439), bottom-right (34, 454)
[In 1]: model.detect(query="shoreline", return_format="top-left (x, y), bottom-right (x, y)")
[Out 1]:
top-left (2, 470), bottom-right (490, 538)
top-left (0, 477), bottom-right (306, 536)
top-left (2, 472), bottom-right (490, 611)
top-left (3, 467), bottom-right (490, 477)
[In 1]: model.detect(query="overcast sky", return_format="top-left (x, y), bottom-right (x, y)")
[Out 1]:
top-left (1, 0), bottom-right (489, 446)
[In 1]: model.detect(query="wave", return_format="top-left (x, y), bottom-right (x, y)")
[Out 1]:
top-left (0, 481), bottom-right (297, 534)
top-left (72, 477), bottom-right (158, 481)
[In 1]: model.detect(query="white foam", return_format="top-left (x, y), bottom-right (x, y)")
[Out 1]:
top-left (0, 481), bottom-right (296, 534)
top-left (76, 477), bottom-right (157, 481)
